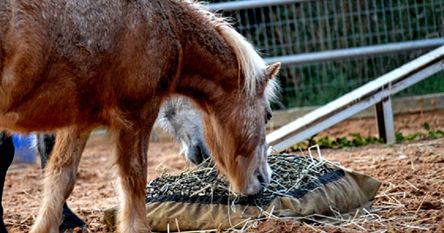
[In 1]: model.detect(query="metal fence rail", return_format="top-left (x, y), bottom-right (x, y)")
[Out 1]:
top-left (264, 38), bottom-right (444, 65)
top-left (267, 45), bottom-right (444, 151)
top-left (207, 0), bottom-right (444, 108)
top-left (208, 0), bottom-right (310, 11)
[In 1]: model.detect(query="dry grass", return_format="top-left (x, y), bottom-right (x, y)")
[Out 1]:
top-left (143, 145), bottom-right (385, 233)
top-left (147, 147), bottom-right (338, 210)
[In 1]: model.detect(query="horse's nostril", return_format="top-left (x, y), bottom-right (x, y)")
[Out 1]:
top-left (197, 142), bottom-right (210, 160)
top-left (187, 142), bottom-right (210, 165)
top-left (257, 173), bottom-right (266, 185)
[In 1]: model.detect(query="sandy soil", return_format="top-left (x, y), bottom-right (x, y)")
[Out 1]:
top-left (3, 137), bottom-right (189, 233)
top-left (2, 110), bottom-right (444, 232)
top-left (318, 109), bottom-right (444, 138)
top-left (249, 139), bottom-right (444, 233)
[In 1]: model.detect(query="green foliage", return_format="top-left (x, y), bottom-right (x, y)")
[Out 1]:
top-left (395, 123), bottom-right (444, 142)
top-left (290, 122), bottom-right (444, 150)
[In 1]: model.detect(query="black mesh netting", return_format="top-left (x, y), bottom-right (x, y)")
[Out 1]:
top-left (146, 154), bottom-right (345, 208)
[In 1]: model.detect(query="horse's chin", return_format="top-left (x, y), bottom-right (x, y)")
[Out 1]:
top-left (230, 145), bottom-right (272, 196)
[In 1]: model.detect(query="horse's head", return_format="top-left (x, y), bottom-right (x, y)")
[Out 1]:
top-left (203, 63), bottom-right (281, 195)
top-left (173, 2), bottom-right (281, 195)
top-left (156, 96), bottom-right (210, 165)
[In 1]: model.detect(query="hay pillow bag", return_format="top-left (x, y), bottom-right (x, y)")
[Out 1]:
top-left (104, 154), bottom-right (380, 231)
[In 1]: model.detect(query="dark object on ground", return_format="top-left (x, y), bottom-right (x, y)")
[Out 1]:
top-left (0, 132), bottom-right (14, 233)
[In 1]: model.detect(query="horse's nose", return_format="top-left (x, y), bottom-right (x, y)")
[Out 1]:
top-left (187, 141), bottom-right (210, 165)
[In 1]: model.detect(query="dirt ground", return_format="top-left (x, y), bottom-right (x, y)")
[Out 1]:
top-left (3, 110), bottom-right (444, 232)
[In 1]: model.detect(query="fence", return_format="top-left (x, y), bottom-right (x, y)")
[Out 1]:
top-left (207, 0), bottom-right (444, 109)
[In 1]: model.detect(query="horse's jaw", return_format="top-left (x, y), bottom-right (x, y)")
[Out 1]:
top-left (233, 142), bottom-right (271, 196)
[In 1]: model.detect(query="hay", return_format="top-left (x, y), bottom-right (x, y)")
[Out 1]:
top-left (103, 149), bottom-right (380, 231)
top-left (146, 154), bottom-right (337, 208)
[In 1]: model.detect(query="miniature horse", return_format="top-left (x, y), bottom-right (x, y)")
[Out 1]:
top-left (0, 96), bottom-right (211, 232)
top-left (0, 1), bottom-right (279, 232)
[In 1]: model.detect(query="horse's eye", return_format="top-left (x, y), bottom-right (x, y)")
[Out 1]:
top-left (265, 112), bottom-right (272, 123)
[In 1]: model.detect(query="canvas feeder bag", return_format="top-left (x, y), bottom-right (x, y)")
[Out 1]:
top-left (103, 154), bottom-right (381, 231)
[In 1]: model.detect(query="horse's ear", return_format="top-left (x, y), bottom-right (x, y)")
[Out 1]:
top-left (266, 62), bottom-right (281, 79)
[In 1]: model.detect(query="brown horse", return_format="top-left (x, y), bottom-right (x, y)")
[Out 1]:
top-left (0, 0), bottom-right (280, 232)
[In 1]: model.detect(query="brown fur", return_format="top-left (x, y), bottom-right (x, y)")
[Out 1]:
top-left (32, 127), bottom-right (90, 233)
top-left (0, 1), bottom-right (279, 232)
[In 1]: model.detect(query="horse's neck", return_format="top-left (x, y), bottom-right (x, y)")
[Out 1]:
top-left (169, 6), bottom-right (240, 110)
top-left (176, 40), bottom-right (240, 112)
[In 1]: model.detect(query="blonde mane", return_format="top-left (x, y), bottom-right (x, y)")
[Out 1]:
top-left (186, 1), bottom-right (268, 96)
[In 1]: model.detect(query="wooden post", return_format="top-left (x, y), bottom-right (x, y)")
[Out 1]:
top-left (375, 97), bottom-right (396, 144)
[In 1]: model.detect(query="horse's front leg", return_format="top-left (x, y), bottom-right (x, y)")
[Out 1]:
top-left (30, 127), bottom-right (90, 233)
top-left (0, 132), bottom-right (14, 233)
top-left (113, 125), bottom-right (152, 233)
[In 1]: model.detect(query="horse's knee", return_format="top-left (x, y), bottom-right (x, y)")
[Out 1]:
top-left (43, 158), bottom-right (78, 200)
top-left (118, 172), bottom-right (147, 197)
top-left (115, 157), bottom-right (148, 210)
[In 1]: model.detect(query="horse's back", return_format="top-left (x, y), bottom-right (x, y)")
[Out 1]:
top-left (0, 0), bottom-right (180, 131)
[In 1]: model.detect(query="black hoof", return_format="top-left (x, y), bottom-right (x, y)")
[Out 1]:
top-left (59, 204), bottom-right (87, 232)
top-left (61, 225), bottom-right (90, 233)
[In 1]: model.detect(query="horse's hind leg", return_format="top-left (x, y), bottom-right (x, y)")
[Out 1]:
top-left (30, 127), bottom-right (90, 233)
top-left (113, 126), bottom-right (151, 233)
top-left (36, 134), bottom-right (87, 231)
top-left (0, 132), bottom-right (14, 233)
